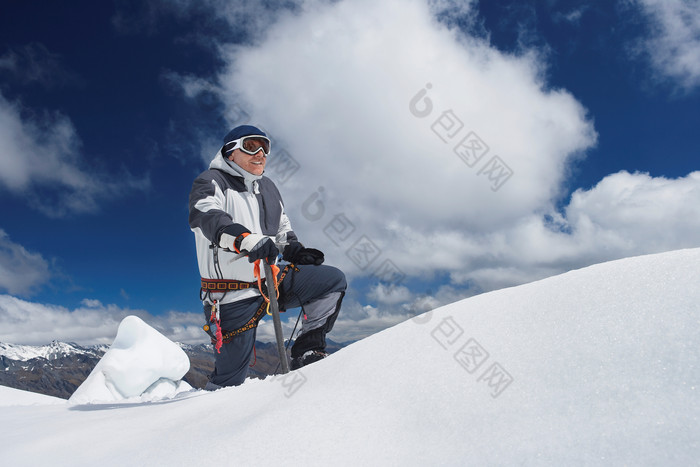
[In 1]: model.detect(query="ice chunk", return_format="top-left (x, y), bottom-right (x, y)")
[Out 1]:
top-left (69, 316), bottom-right (190, 404)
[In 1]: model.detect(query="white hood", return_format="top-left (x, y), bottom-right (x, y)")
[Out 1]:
top-left (209, 150), bottom-right (262, 194)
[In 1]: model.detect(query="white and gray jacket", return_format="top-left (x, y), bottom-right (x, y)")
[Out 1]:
top-left (188, 151), bottom-right (297, 304)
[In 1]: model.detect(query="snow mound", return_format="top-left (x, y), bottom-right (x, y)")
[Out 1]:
top-left (68, 316), bottom-right (191, 404)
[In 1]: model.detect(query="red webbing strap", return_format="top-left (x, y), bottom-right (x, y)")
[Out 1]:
top-left (215, 300), bottom-right (268, 344)
top-left (210, 300), bottom-right (222, 353)
top-left (253, 260), bottom-right (280, 305)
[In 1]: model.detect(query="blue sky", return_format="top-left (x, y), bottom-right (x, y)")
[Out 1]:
top-left (1, 0), bottom-right (698, 345)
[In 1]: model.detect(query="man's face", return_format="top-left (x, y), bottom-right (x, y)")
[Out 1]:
top-left (229, 146), bottom-right (266, 176)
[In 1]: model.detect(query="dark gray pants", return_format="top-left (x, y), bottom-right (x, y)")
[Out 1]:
top-left (204, 263), bottom-right (346, 387)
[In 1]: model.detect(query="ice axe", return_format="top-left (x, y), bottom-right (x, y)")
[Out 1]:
top-left (263, 261), bottom-right (290, 374)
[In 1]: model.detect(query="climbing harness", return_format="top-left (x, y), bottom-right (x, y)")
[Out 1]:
top-left (200, 252), bottom-right (298, 354)
top-left (200, 278), bottom-right (259, 292)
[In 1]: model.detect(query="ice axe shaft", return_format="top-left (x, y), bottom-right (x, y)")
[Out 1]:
top-left (264, 261), bottom-right (290, 374)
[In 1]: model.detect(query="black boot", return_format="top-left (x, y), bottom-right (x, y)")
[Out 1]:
top-left (291, 350), bottom-right (329, 370)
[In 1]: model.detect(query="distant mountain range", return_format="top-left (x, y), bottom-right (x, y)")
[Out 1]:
top-left (0, 339), bottom-right (347, 399)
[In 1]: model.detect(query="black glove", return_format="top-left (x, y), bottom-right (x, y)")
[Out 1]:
top-left (283, 241), bottom-right (325, 265)
top-left (235, 233), bottom-right (279, 264)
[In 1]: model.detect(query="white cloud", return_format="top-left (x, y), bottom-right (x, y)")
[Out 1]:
top-left (426, 0), bottom-right (481, 32)
top-left (0, 91), bottom-right (149, 217)
top-left (0, 43), bottom-right (79, 88)
top-left (451, 170), bottom-right (700, 291)
top-left (80, 298), bottom-right (104, 308)
top-left (551, 4), bottom-right (592, 27)
top-left (0, 294), bottom-right (207, 346)
top-left (0, 289), bottom-right (462, 347)
top-left (0, 291), bottom-right (415, 347)
top-left (566, 170), bottom-right (700, 249)
top-left (0, 230), bottom-right (50, 296)
top-left (170, 0), bottom-right (700, 331)
top-left (208, 0), bottom-right (596, 275)
top-left (321, 281), bottom-right (478, 342)
top-left (316, 302), bottom-right (410, 343)
top-left (636, 0), bottom-right (700, 91)
top-left (367, 283), bottom-right (413, 306)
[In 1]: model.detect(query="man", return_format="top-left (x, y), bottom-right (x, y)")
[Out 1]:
top-left (189, 124), bottom-right (346, 388)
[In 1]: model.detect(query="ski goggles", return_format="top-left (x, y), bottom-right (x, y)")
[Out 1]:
top-left (224, 135), bottom-right (271, 156)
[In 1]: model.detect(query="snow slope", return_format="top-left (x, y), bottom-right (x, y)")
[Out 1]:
top-left (2, 248), bottom-right (699, 466)
top-left (0, 386), bottom-right (65, 406)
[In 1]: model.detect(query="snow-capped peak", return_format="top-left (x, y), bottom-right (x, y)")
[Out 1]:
top-left (0, 341), bottom-right (107, 362)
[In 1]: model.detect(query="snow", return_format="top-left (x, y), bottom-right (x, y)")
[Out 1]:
top-left (1, 341), bottom-right (75, 361)
top-left (68, 316), bottom-right (191, 404)
top-left (0, 342), bottom-right (53, 360)
top-left (0, 386), bottom-right (65, 406)
top-left (2, 248), bottom-right (699, 465)
top-left (0, 340), bottom-right (108, 361)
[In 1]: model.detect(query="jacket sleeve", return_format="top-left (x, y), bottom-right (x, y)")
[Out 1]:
top-left (277, 203), bottom-right (298, 246)
top-left (188, 174), bottom-right (248, 245)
